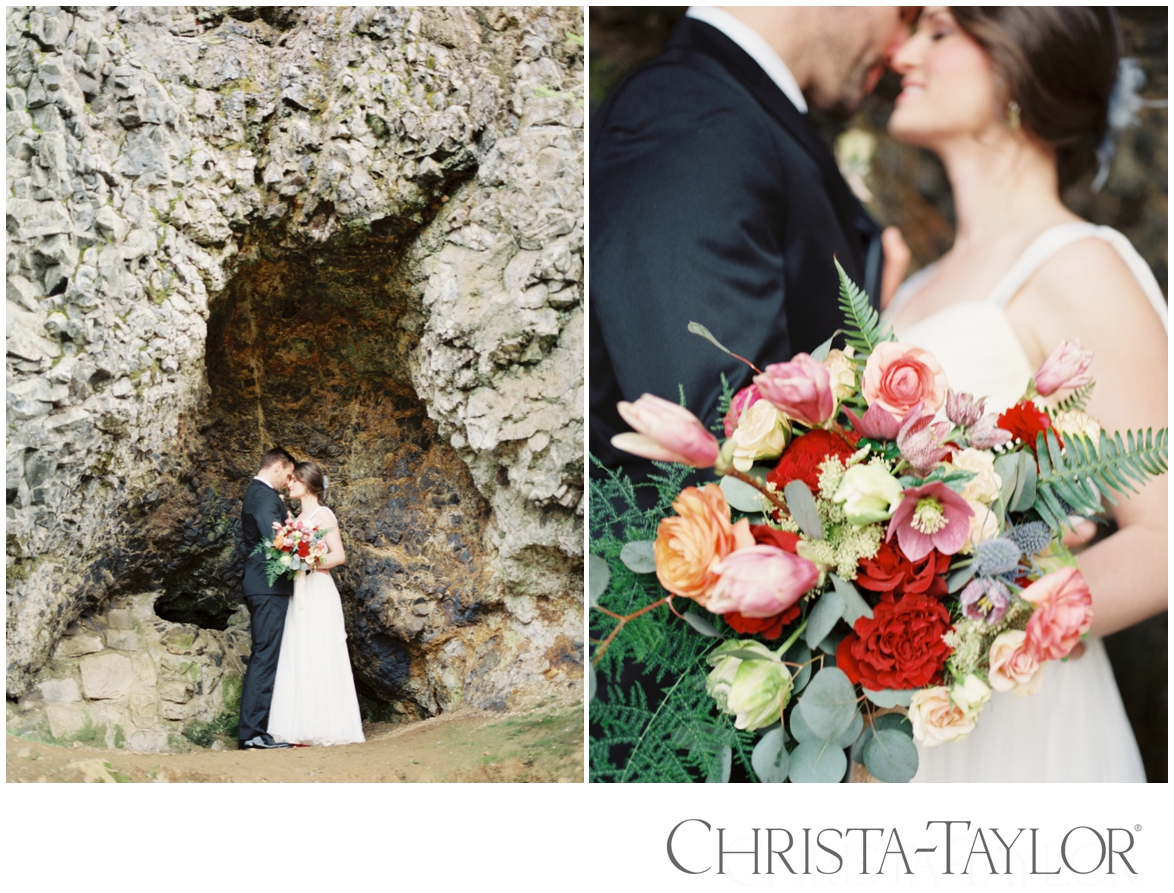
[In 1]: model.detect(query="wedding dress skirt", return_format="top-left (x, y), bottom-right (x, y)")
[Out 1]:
top-left (268, 566), bottom-right (365, 746)
top-left (886, 223), bottom-right (1160, 783)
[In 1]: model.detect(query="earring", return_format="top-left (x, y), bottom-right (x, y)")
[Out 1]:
top-left (1007, 100), bottom-right (1021, 131)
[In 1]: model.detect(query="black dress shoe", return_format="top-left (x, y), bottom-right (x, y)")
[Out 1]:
top-left (239, 734), bottom-right (293, 750)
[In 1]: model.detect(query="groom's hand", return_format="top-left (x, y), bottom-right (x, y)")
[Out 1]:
top-left (880, 226), bottom-right (910, 310)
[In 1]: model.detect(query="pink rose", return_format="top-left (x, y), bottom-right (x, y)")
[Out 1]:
top-left (987, 630), bottom-right (1045, 696)
top-left (706, 545), bottom-right (821, 618)
top-left (753, 354), bottom-right (835, 427)
top-left (1033, 340), bottom-right (1093, 397)
top-left (1022, 567), bottom-right (1093, 661)
top-left (723, 384), bottom-right (763, 437)
top-left (612, 394), bottom-right (720, 467)
top-left (862, 342), bottom-right (948, 419)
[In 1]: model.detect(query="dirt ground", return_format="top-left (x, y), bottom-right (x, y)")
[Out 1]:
top-left (6, 703), bottom-right (583, 783)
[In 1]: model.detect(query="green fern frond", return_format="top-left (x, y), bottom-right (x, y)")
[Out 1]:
top-left (1032, 428), bottom-right (1168, 527)
top-left (835, 259), bottom-right (893, 356)
top-left (1053, 382), bottom-right (1095, 413)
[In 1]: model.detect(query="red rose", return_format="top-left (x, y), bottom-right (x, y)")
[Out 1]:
top-left (997, 400), bottom-right (1059, 451)
top-left (723, 605), bottom-right (801, 640)
top-left (297, 541), bottom-right (310, 558)
top-left (766, 429), bottom-right (857, 496)
top-left (856, 542), bottom-right (950, 599)
top-left (836, 594), bottom-right (953, 690)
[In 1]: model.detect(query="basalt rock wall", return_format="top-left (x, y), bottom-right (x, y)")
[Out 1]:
top-left (6, 5), bottom-right (583, 729)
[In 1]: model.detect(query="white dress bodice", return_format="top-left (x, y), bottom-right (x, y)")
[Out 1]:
top-left (885, 223), bottom-right (1164, 783)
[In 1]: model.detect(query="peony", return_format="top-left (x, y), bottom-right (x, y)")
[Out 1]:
top-left (855, 542), bottom-right (950, 598)
top-left (754, 354), bottom-right (836, 427)
top-left (706, 640), bottom-right (794, 731)
top-left (909, 676), bottom-right (990, 746)
top-left (654, 485), bottom-right (754, 606)
top-left (951, 449), bottom-right (1002, 505)
top-left (1033, 339), bottom-right (1093, 397)
top-left (836, 593), bottom-right (953, 690)
top-left (612, 393), bottom-right (720, 467)
top-left (988, 630), bottom-right (1045, 696)
top-left (723, 384), bottom-right (763, 438)
top-left (823, 347), bottom-right (857, 401)
top-left (707, 545), bottom-right (820, 618)
top-left (730, 399), bottom-right (791, 472)
top-left (887, 481), bottom-right (974, 562)
top-left (832, 463), bottom-right (904, 526)
top-left (766, 429), bottom-right (857, 495)
top-left (1022, 567), bottom-right (1093, 661)
top-left (862, 342), bottom-right (948, 419)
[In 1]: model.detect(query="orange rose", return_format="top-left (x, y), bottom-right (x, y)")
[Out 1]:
top-left (654, 484), bottom-right (754, 605)
top-left (273, 533), bottom-right (286, 549)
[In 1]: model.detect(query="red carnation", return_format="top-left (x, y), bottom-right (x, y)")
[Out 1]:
top-left (723, 605), bottom-right (801, 640)
top-left (297, 540), bottom-right (310, 558)
top-left (836, 593), bottom-right (953, 690)
top-left (856, 541), bottom-right (950, 599)
top-left (997, 400), bottom-right (1059, 451)
top-left (766, 429), bottom-right (857, 496)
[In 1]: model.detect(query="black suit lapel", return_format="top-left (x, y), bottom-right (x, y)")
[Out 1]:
top-left (667, 18), bottom-right (883, 304)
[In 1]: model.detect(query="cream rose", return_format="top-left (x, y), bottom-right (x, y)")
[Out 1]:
top-left (988, 630), bottom-right (1045, 696)
top-left (908, 675), bottom-right (990, 747)
top-left (730, 399), bottom-right (791, 472)
top-left (959, 499), bottom-right (1001, 554)
top-left (951, 448), bottom-right (1002, 505)
top-left (822, 347), bottom-right (857, 402)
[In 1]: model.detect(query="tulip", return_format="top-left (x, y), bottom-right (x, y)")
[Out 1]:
top-left (754, 354), bottom-right (835, 427)
top-left (612, 393), bottom-right (720, 467)
top-left (706, 545), bottom-right (820, 617)
top-left (1033, 340), bottom-right (1093, 397)
top-left (706, 640), bottom-right (794, 731)
top-left (832, 463), bottom-right (904, 525)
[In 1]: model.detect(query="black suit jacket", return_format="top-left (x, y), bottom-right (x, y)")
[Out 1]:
top-left (590, 18), bottom-right (882, 483)
top-left (241, 479), bottom-right (293, 597)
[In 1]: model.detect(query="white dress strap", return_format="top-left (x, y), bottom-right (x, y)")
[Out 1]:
top-left (988, 223), bottom-right (1169, 331)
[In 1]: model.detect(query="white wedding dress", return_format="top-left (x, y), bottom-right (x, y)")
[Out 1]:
top-left (268, 506), bottom-right (366, 746)
top-left (887, 222), bottom-right (1164, 783)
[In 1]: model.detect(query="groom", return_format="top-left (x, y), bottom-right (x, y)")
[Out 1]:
top-left (237, 447), bottom-right (297, 750)
top-left (590, 6), bottom-right (913, 491)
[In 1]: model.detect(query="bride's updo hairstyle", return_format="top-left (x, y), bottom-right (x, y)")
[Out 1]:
top-left (950, 7), bottom-right (1121, 188)
top-left (293, 461), bottom-right (328, 501)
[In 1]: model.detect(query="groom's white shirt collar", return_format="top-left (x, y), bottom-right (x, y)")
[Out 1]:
top-left (686, 7), bottom-right (808, 114)
top-left (253, 475), bottom-right (275, 490)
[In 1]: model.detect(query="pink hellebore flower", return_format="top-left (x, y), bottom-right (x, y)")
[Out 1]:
top-left (753, 354), bottom-right (835, 427)
top-left (1033, 340), bottom-right (1094, 397)
top-left (843, 403), bottom-right (901, 441)
top-left (887, 481), bottom-right (974, 562)
top-left (896, 403), bottom-right (952, 476)
top-left (612, 394), bottom-right (721, 467)
top-left (707, 545), bottom-right (821, 618)
top-left (723, 384), bottom-right (763, 438)
top-left (1022, 567), bottom-right (1094, 662)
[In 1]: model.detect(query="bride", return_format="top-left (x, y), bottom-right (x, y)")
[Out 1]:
top-left (267, 461), bottom-right (366, 746)
top-left (881, 7), bottom-right (1166, 782)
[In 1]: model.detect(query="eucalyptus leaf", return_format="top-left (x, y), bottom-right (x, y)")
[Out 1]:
top-left (816, 630), bottom-right (845, 659)
top-left (751, 727), bottom-right (791, 783)
top-left (862, 687), bottom-right (915, 708)
top-left (994, 453), bottom-right (1020, 507)
top-left (784, 643), bottom-right (813, 694)
top-left (797, 667), bottom-right (857, 742)
top-left (862, 728), bottom-right (919, 783)
top-left (619, 540), bottom-right (657, 574)
top-left (717, 648), bottom-right (776, 662)
top-left (683, 612), bottom-right (722, 638)
top-left (1011, 451), bottom-right (1038, 512)
top-left (946, 561), bottom-right (979, 593)
top-left (872, 712), bottom-right (913, 736)
top-left (721, 473), bottom-right (766, 513)
top-left (783, 480), bottom-right (824, 540)
top-left (809, 330), bottom-right (843, 363)
top-left (830, 574), bottom-right (873, 626)
top-left (688, 321), bottom-right (735, 357)
top-left (706, 744), bottom-right (733, 783)
top-left (804, 589), bottom-right (844, 649)
top-left (789, 739), bottom-right (847, 783)
top-left (588, 554), bottom-right (610, 607)
top-left (789, 701), bottom-right (819, 743)
top-left (832, 709), bottom-right (864, 750)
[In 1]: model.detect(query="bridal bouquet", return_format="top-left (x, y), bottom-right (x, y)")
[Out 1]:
top-left (254, 519), bottom-right (331, 585)
top-left (589, 262), bottom-right (1167, 783)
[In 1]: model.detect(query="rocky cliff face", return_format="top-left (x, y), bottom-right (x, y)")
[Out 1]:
top-left (6, 5), bottom-right (583, 744)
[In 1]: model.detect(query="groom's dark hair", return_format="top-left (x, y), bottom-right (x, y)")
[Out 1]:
top-left (259, 447), bottom-right (296, 470)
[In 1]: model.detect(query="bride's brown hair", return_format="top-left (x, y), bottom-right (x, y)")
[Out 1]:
top-left (293, 461), bottom-right (328, 500)
top-left (950, 7), bottom-right (1121, 188)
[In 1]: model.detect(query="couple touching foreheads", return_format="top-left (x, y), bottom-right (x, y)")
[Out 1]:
top-left (591, 7), bottom-right (1167, 781)
top-left (237, 448), bottom-right (365, 750)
